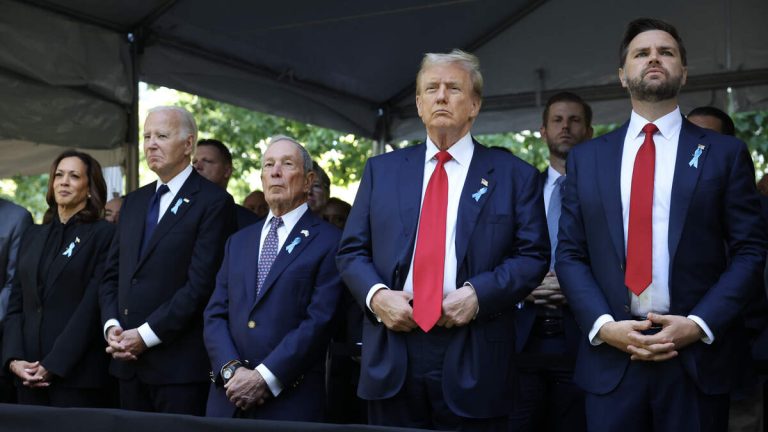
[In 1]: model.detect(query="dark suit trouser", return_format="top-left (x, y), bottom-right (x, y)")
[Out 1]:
top-left (368, 327), bottom-right (506, 432)
top-left (584, 357), bottom-right (729, 432)
top-left (509, 334), bottom-right (585, 432)
top-left (119, 377), bottom-right (208, 415)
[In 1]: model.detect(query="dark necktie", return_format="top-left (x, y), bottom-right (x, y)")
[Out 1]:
top-left (413, 150), bottom-right (452, 332)
top-left (625, 123), bottom-right (658, 296)
top-left (547, 175), bottom-right (565, 270)
top-left (141, 184), bottom-right (169, 255)
top-left (257, 216), bottom-right (283, 296)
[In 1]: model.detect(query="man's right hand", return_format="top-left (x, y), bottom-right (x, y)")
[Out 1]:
top-left (105, 326), bottom-right (138, 361)
top-left (8, 360), bottom-right (45, 387)
top-left (370, 289), bottom-right (418, 332)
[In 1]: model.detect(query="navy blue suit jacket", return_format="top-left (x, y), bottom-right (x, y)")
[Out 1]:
top-left (204, 209), bottom-right (343, 419)
top-left (556, 119), bottom-right (767, 395)
top-left (99, 169), bottom-right (236, 385)
top-left (337, 141), bottom-right (550, 418)
top-left (513, 171), bottom-right (580, 357)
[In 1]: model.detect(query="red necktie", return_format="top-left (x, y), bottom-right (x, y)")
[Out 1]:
top-left (413, 150), bottom-right (452, 332)
top-left (625, 123), bottom-right (658, 296)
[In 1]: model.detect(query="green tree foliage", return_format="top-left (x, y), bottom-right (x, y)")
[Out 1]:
top-left (174, 93), bottom-right (374, 202)
top-left (1, 174), bottom-right (49, 223)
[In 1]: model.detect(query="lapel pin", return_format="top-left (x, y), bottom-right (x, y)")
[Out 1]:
top-left (472, 186), bottom-right (488, 202)
top-left (300, 229), bottom-right (309, 237)
top-left (688, 144), bottom-right (705, 168)
top-left (75, 237), bottom-right (81, 243)
top-left (286, 236), bottom-right (302, 254)
top-left (170, 197), bottom-right (185, 214)
top-left (62, 241), bottom-right (76, 257)
top-left (481, 178), bottom-right (488, 187)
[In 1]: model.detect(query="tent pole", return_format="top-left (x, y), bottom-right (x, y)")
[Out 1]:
top-left (125, 32), bottom-right (140, 192)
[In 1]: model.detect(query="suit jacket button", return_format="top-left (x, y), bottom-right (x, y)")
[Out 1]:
top-left (124, 308), bottom-right (129, 316)
top-left (623, 305), bottom-right (630, 313)
top-left (248, 320), bottom-right (256, 329)
top-left (131, 279), bottom-right (138, 285)
top-left (36, 307), bottom-right (42, 313)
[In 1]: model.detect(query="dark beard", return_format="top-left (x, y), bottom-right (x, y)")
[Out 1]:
top-left (627, 73), bottom-right (682, 102)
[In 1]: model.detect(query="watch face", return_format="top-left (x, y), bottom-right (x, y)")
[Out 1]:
top-left (223, 368), bottom-right (233, 380)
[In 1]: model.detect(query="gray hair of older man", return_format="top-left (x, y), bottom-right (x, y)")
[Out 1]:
top-left (416, 49), bottom-right (484, 99)
top-left (147, 106), bottom-right (199, 142)
top-left (264, 135), bottom-right (313, 174)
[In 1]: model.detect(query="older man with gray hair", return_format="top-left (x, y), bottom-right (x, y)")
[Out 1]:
top-left (99, 106), bottom-right (236, 415)
top-left (338, 50), bottom-right (549, 430)
top-left (204, 135), bottom-right (344, 421)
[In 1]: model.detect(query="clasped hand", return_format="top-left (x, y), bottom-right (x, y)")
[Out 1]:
top-left (9, 360), bottom-right (51, 388)
top-left (371, 285), bottom-right (479, 332)
top-left (105, 326), bottom-right (147, 361)
top-left (225, 368), bottom-right (270, 411)
top-left (598, 313), bottom-right (704, 362)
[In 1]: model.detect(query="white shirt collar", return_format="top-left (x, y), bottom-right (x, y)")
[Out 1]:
top-left (546, 165), bottom-right (563, 187)
top-left (424, 132), bottom-right (474, 167)
top-left (265, 202), bottom-right (308, 230)
top-left (628, 106), bottom-right (682, 142)
top-left (156, 164), bottom-right (193, 196)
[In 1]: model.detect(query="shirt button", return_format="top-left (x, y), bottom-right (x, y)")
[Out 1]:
top-left (248, 320), bottom-right (256, 329)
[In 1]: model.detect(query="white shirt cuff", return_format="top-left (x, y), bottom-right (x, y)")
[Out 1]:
top-left (589, 314), bottom-right (615, 346)
top-left (256, 363), bottom-right (283, 397)
top-left (462, 281), bottom-right (479, 318)
top-left (137, 322), bottom-right (162, 348)
top-left (365, 284), bottom-right (389, 322)
top-left (687, 315), bottom-right (714, 344)
top-left (103, 319), bottom-right (121, 340)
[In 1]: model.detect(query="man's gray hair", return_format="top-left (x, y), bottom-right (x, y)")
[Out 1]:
top-left (416, 49), bottom-right (484, 98)
top-left (265, 135), bottom-right (313, 174)
top-left (148, 106), bottom-right (198, 142)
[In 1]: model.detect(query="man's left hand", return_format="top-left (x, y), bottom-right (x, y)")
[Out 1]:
top-left (116, 328), bottom-right (147, 358)
top-left (626, 313), bottom-right (704, 361)
top-left (437, 285), bottom-right (478, 328)
top-left (224, 368), bottom-right (270, 411)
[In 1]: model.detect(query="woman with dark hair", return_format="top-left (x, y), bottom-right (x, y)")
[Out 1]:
top-left (3, 150), bottom-right (115, 407)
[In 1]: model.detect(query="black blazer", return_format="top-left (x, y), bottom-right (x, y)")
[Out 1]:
top-left (3, 219), bottom-right (114, 388)
top-left (99, 169), bottom-right (235, 385)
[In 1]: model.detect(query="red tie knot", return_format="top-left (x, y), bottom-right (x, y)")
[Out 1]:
top-left (642, 123), bottom-right (658, 136)
top-left (435, 150), bottom-right (452, 165)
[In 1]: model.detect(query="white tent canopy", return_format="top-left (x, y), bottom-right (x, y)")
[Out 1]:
top-left (2, 0), bottom-right (767, 180)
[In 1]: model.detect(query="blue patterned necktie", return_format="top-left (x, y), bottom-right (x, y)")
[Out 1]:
top-left (141, 184), bottom-right (170, 255)
top-left (257, 216), bottom-right (283, 295)
top-left (547, 176), bottom-right (564, 269)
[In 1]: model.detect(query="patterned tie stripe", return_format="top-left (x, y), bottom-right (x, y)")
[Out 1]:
top-left (257, 216), bottom-right (283, 295)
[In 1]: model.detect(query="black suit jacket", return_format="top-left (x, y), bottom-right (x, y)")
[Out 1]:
top-left (3, 219), bottom-right (114, 388)
top-left (99, 169), bottom-right (235, 385)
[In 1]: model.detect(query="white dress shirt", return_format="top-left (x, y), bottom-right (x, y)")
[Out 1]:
top-left (589, 108), bottom-right (713, 345)
top-left (253, 202), bottom-right (309, 397)
top-left (365, 133), bottom-right (475, 309)
top-left (103, 164), bottom-right (194, 346)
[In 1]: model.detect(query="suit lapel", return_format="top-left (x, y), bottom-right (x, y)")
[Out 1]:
top-left (245, 219), bottom-right (265, 308)
top-left (126, 183), bottom-right (155, 269)
top-left (398, 145), bottom-right (426, 267)
top-left (668, 120), bottom-right (708, 266)
top-left (136, 171), bottom-right (200, 269)
top-left (455, 142), bottom-right (495, 268)
top-left (252, 210), bottom-right (320, 308)
top-left (597, 123), bottom-right (629, 265)
top-left (43, 223), bottom-right (94, 300)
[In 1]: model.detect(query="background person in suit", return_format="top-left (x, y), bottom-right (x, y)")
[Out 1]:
top-left (4, 150), bottom-right (114, 407)
top-left (0, 198), bottom-right (33, 403)
top-left (337, 49), bottom-right (549, 431)
top-left (100, 106), bottom-right (235, 415)
top-left (556, 18), bottom-right (767, 432)
top-left (204, 136), bottom-right (343, 421)
top-left (509, 92), bottom-right (592, 432)
top-left (243, 190), bottom-right (269, 219)
top-left (193, 138), bottom-right (258, 229)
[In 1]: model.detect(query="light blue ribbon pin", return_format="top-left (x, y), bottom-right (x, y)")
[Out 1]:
top-left (472, 186), bottom-right (488, 202)
top-left (170, 198), bottom-right (184, 214)
top-left (286, 236), bottom-right (301, 254)
top-left (62, 241), bottom-right (75, 257)
top-left (689, 145), bottom-right (704, 168)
